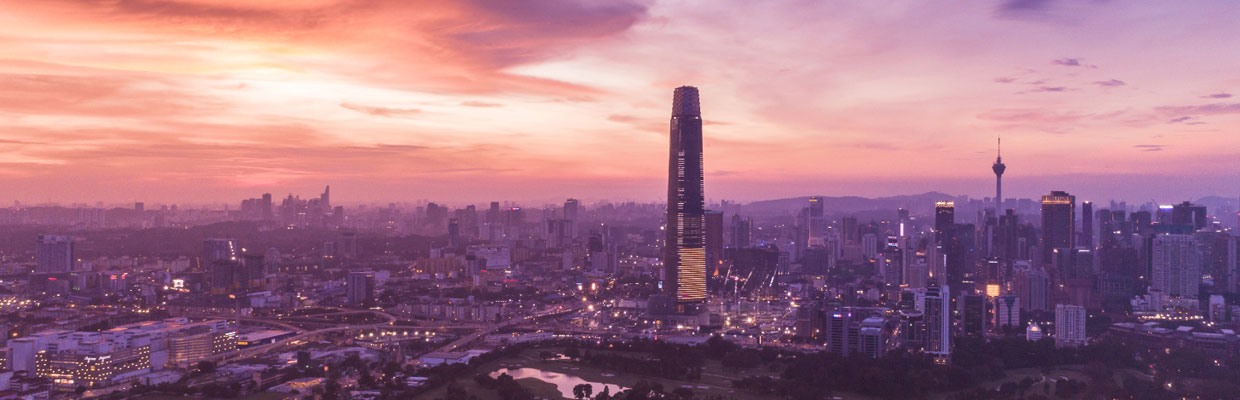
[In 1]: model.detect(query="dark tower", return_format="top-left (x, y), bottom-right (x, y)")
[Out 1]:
top-left (1041, 191), bottom-right (1076, 264)
top-left (992, 138), bottom-right (1006, 210)
top-left (665, 86), bottom-right (707, 305)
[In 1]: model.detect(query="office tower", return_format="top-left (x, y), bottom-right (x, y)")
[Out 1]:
top-left (862, 233), bottom-right (878, 259)
top-left (935, 201), bottom-right (955, 234)
top-left (448, 218), bottom-right (461, 249)
top-left (941, 223), bottom-right (976, 287)
top-left (320, 185), bottom-right (331, 210)
top-left (340, 231), bottom-right (358, 259)
top-left (857, 318), bottom-right (888, 359)
top-left (924, 285), bottom-right (951, 363)
top-left (1054, 304), bottom-right (1086, 347)
top-left (794, 301), bottom-right (825, 340)
top-left (564, 198), bottom-right (580, 237)
top-left (1013, 263), bottom-right (1049, 312)
top-left (1081, 201), bottom-right (1093, 248)
top-left (842, 216), bottom-right (858, 244)
top-left (664, 86), bottom-right (707, 305)
top-left (262, 193), bottom-right (273, 220)
top-left (544, 219), bottom-right (573, 249)
top-left (996, 209), bottom-right (1019, 261)
top-left (807, 197), bottom-right (826, 244)
top-left (1150, 234), bottom-right (1200, 299)
top-left (1041, 191), bottom-right (1076, 263)
top-left (36, 235), bottom-right (75, 274)
top-left (1203, 234), bottom-right (1237, 292)
top-left (202, 238), bottom-right (238, 265)
top-left (1171, 201), bottom-right (1208, 230)
top-left (897, 208), bottom-right (910, 237)
top-left (927, 231), bottom-right (946, 286)
top-left (1131, 210), bottom-right (1152, 237)
top-left (1052, 247), bottom-right (1095, 280)
top-left (993, 295), bottom-right (1020, 329)
top-left (825, 311), bottom-right (853, 355)
top-left (347, 271), bottom-right (376, 306)
top-left (962, 294), bottom-right (987, 337)
top-left (730, 214), bottom-right (751, 248)
top-left (704, 210), bottom-right (724, 276)
top-left (992, 137), bottom-right (1005, 210)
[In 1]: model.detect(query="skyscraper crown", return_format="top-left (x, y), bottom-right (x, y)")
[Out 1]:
top-left (672, 86), bottom-right (700, 116)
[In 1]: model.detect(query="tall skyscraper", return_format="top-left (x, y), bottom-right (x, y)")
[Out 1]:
top-left (320, 185), bottom-right (331, 210)
top-left (665, 86), bottom-right (707, 305)
top-left (992, 137), bottom-right (1005, 209)
top-left (704, 210), bottom-right (724, 277)
top-left (1040, 191), bottom-right (1076, 263)
top-left (730, 214), bottom-right (751, 248)
top-left (1081, 201), bottom-right (1093, 248)
top-left (447, 218), bottom-right (461, 249)
top-left (924, 285), bottom-right (951, 363)
top-left (36, 235), bottom-right (75, 274)
top-left (934, 201), bottom-right (955, 234)
top-left (564, 198), bottom-right (580, 237)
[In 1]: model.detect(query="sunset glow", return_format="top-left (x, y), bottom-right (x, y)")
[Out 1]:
top-left (3, 0), bottom-right (1239, 204)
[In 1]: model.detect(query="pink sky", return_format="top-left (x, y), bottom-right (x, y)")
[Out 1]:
top-left (1, 0), bottom-right (1238, 206)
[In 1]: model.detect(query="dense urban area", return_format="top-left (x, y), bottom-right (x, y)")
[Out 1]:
top-left (0, 87), bottom-right (1237, 400)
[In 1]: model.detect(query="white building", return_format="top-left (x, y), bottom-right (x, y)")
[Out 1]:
top-left (1055, 304), bottom-right (1086, 347)
top-left (1151, 234), bottom-right (1200, 299)
top-left (1026, 324), bottom-right (1043, 341)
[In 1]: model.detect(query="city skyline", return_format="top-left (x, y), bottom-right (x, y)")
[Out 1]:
top-left (2, 1), bottom-right (1240, 204)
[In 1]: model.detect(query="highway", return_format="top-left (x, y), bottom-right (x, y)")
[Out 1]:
top-left (432, 307), bottom-right (575, 353)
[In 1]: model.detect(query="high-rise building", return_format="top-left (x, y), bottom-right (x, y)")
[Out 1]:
top-left (1171, 201), bottom-right (1208, 230)
top-left (1041, 191), bottom-right (1076, 263)
top-left (704, 210), bottom-right (724, 277)
top-left (1151, 234), bottom-right (1200, 299)
top-left (1081, 201), bottom-right (1093, 248)
top-left (1054, 304), bottom-right (1086, 347)
top-left (934, 201), bottom-right (955, 234)
top-left (36, 235), bottom-right (75, 274)
top-left (564, 198), bottom-right (580, 238)
top-left (1013, 263), bottom-right (1050, 312)
top-left (664, 86), bottom-right (707, 305)
top-left (448, 218), bottom-right (461, 249)
top-left (962, 294), bottom-right (987, 337)
top-left (730, 214), bottom-right (751, 248)
top-left (994, 295), bottom-right (1020, 329)
top-left (347, 271), bottom-right (376, 306)
top-left (203, 239), bottom-right (239, 265)
top-left (924, 285), bottom-right (951, 363)
top-left (992, 137), bottom-right (1006, 210)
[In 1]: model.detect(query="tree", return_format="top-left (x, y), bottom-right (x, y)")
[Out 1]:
top-left (573, 383), bottom-right (593, 399)
top-left (196, 360), bottom-right (217, 373)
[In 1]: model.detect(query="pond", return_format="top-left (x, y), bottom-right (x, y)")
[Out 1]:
top-left (490, 367), bottom-right (627, 399)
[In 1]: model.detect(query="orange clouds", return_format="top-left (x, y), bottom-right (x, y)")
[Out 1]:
top-left (0, 1), bottom-right (1239, 205)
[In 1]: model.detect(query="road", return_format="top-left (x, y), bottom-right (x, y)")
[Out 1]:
top-left (432, 307), bottom-right (575, 353)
